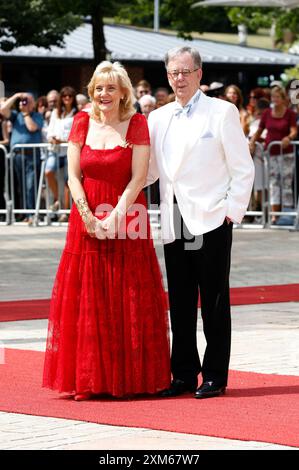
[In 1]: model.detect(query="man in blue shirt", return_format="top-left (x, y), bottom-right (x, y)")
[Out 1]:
top-left (1, 93), bottom-right (43, 223)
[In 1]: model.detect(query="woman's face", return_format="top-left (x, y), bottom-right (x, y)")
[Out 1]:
top-left (93, 76), bottom-right (123, 115)
top-left (226, 87), bottom-right (238, 104)
top-left (38, 103), bottom-right (47, 114)
top-left (271, 92), bottom-right (284, 107)
top-left (249, 92), bottom-right (258, 106)
top-left (61, 92), bottom-right (75, 108)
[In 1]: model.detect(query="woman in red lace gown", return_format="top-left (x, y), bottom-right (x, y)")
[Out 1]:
top-left (42, 61), bottom-right (170, 400)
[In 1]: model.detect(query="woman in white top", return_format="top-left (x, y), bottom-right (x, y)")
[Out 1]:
top-left (225, 84), bottom-right (248, 135)
top-left (46, 86), bottom-right (78, 221)
top-left (248, 98), bottom-right (270, 219)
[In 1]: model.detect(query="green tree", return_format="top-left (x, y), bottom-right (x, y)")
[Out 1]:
top-left (0, 0), bottom-right (81, 52)
top-left (227, 7), bottom-right (273, 33)
top-left (118, 0), bottom-right (234, 38)
top-left (284, 64), bottom-right (299, 81)
top-left (63, 0), bottom-right (124, 64)
top-left (228, 6), bottom-right (299, 48)
top-left (161, 0), bottom-right (234, 38)
top-left (119, 1), bottom-right (299, 49)
top-left (0, 0), bottom-right (122, 64)
top-left (3, 0), bottom-right (298, 67)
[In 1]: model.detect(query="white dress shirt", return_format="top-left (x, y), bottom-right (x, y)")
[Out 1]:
top-left (163, 90), bottom-right (201, 175)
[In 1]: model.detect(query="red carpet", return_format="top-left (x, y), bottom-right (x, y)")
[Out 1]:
top-left (1, 284), bottom-right (299, 322)
top-left (0, 299), bottom-right (50, 322)
top-left (1, 348), bottom-right (299, 447)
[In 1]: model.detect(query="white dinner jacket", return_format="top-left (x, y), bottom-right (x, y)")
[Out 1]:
top-left (147, 92), bottom-right (255, 244)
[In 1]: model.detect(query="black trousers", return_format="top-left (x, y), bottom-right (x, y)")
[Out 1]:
top-left (164, 209), bottom-right (233, 387)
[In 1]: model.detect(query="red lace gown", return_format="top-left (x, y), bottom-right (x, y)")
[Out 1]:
top-left (42, 112), bottom-right (171, 397)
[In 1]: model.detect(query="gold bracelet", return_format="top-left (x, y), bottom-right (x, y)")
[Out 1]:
top-left (76, 198), bottom-right (91, 223)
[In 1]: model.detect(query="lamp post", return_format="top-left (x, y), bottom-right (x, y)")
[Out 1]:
top-left (237, 24), bottom-right (248, 46)
top-left (154, 0), bottom-right (160, 32)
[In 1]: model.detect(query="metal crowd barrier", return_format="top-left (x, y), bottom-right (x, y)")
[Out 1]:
top-left (265, 140), bottom-right (299, 230)
top-left (10, 143), bottom-right (42, 224)
top-left (9, 143), bottom-right (70, 226)
top-left (3, 140), bottom-right (299, 231)
top-left (0, 144), bottom-right (10, 225)
top-left (145, 139), bottom-right (299, 231)
top-left (234, 141), bottom-right (267, 229)
top-left (34, 143), bottom-right (70, 226)
top-left (145, 141), bottom-right (268, 231)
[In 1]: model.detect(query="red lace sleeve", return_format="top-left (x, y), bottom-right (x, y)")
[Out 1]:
top-left (68, 111), bottom-right (90, 146)
top-left (126, 113), bottom-right (150, 146)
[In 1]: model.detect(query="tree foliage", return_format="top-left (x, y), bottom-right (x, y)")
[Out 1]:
top-left (0, 0), bottom-right (81, 52)
top-left (119, 1), bottom-right (299, 49)
top-left (117, 0), bottom-right (234, 38)
top-left (284, 64), bottom-right (299, 81)
top-left (227, 7), bottom-right (273, 32)
top-left (2, 0), bottom-right (299, 64)
top-left (228, 6), bottom-right (299, 46)
top-left (0, 0), bottom-right (124, 63)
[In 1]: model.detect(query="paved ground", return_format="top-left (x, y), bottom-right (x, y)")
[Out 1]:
top-left (0, 225), bottom-right (298, 450)
top-left (1, 225), bottom-right (299, 300)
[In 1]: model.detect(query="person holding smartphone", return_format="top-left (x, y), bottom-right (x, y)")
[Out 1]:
top-left (0, 92), bottom-right (43, 224)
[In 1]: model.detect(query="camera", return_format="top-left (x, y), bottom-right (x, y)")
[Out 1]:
top-left (21, 98), bottom-right (28, 105)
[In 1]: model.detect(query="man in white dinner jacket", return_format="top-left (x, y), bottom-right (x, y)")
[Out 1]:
top-left (147, 46), bottom-right (254, 399)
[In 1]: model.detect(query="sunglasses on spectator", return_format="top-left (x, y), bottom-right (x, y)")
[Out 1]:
top-left (62, 94), bottom-right (73, 98)
top-left (250, 95), bottom-right (257, 99)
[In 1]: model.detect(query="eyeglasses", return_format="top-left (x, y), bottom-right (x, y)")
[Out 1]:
top-left (62, 94), bottom-right (73, 98)
top-left (167, 68), bottom-right (199, 80)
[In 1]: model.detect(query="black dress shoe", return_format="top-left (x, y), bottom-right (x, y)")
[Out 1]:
top-left (194, 381), bottom-right (226, 399)
top-left (160, 379), bottom-right (198, 398)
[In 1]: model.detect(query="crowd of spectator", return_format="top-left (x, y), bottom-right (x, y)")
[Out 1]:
top-left (0, 76), bottom-right (298, 225)
top-left (0, 88), bottom-right (82, 224)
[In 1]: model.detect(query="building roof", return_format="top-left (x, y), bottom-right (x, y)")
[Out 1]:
top-left (1, 23), bottom-right (299, 66)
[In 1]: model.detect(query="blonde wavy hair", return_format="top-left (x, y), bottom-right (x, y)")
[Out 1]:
top-left (87, 61), bottom-right (136, 121)
top-left (271, 86), bottom-right (287, 101)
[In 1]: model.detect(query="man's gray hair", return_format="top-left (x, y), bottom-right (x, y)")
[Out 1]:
top-left (165, 46), bottom-right (202, 69)
top-left (139, 94), bottom-right (156, 107)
